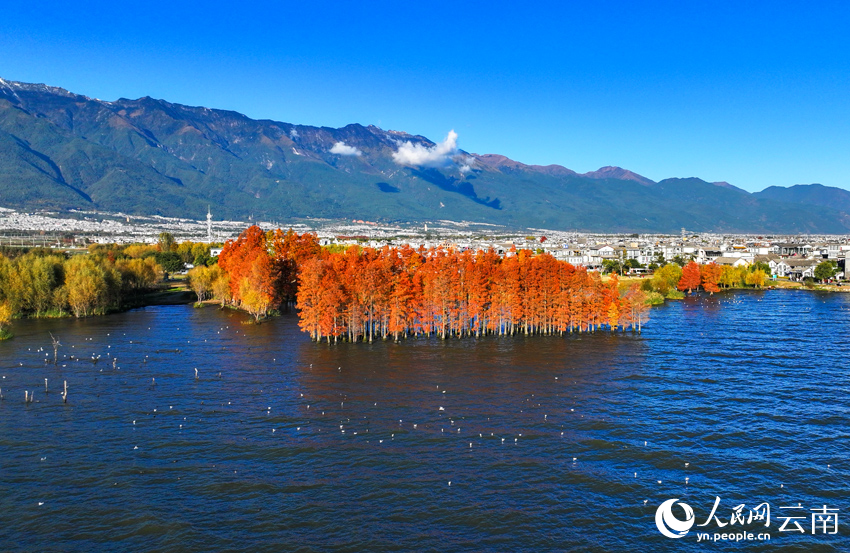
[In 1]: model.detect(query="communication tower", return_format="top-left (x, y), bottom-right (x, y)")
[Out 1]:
top-left (207, 206), bottom-right (213, 244)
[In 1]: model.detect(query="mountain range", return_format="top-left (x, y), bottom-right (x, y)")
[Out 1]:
top-left (1, 77), bottom-right (849, 233)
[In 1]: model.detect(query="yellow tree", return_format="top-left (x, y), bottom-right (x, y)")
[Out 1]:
top-left (718, 266), bottom-right (737, 289)
top-left (651, 264), bottom-right (682, 295)
top-left (0, 301), bottom-right (12, 339)
top-left (238, 255), bottom-right (274, 321)
top-left (211, 269), bottom-right (231, 307)
top-left (188, 265), bottom-right (215, 302)
top-left (65, 256), bottom-right (107, 317)
top-left (116, 257), bottom-right (161, 292)
top-left (0, 254), bottom-right (10, 306)
top-left (745, 269), bottom-right (767, 288)
top-left (240, 279), bottom-right (272, 322)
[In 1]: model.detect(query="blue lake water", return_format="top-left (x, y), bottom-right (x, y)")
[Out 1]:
top-left (0, 290), bottom-right (847, 552)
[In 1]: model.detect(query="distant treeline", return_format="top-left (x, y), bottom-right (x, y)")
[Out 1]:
top-left (640, 260), bottom-right (769, 300)
top-left (0, 224), bottom-right (782, 343)
top-left (0, 236), bottom-right (217, 339)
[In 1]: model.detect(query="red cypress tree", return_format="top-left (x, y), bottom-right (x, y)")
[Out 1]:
top-left (678, 261), bottom-right (701, 293)
top-left (700, 263), bottom-right (722, 294)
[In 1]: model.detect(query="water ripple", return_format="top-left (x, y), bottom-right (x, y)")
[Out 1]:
top-left (0, 291), bottom-right (847, 551)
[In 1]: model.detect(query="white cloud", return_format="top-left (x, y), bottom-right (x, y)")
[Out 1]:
top-left (459, 155), bottom-right (475, 174)
top-left (392, 130), bottom-right (459, 168)
top-left (330, 141), bottom-right (362, 156)
top-left (289, 128), bottom-right (299, 139)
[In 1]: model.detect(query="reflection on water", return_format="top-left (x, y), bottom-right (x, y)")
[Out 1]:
top-left (0, 291), bottom-right (847, 552)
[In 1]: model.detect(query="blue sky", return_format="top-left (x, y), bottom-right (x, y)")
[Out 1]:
top-left (2, 1), bottom-right (849, 191)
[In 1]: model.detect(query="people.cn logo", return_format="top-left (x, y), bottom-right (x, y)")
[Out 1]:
top-left (655, 498), bottom-right (696, 539)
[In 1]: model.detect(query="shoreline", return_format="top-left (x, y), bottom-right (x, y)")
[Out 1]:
top-left (615, 275), bottom-right (850, 294)
top-left (2, 279), bottom-right (846, 342)
top-left (11, 284), bottom-right (196, 321)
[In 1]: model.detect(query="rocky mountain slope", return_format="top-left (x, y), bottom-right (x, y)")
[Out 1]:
top-left (0, 77), bottom-right (847, 233)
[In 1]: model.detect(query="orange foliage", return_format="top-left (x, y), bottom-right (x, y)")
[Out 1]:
top-left (217, 225), bottom-right (321, 319)
top-left (677, 261), bottom-right (702, 293)
top-left (218, 228), bottom-right (650, 338)
top-left (700, 263), bottom-right (722, 294)
top-left (296, 246), bottom-right (634, 342)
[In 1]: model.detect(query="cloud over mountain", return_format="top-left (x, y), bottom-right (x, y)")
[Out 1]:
top-left (393, 130), bottom-right (459, 168)
top-left (330, 142), bottom-right (362, 156)
top-left (0, 77), bottom-right (847, 234)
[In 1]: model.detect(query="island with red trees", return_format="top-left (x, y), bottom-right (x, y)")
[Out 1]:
top-left (215, 226), bottom-right (650, 342)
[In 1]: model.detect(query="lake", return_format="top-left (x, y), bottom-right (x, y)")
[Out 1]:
top-left (0, 290), bottom-right (847, 552)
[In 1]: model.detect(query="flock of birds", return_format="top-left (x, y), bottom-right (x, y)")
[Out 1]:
top-left (2, 309), bottom-right (830, 514)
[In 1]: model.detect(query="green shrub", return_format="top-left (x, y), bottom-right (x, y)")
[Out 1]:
top-left (645, 291), bottom-right (665, 305)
